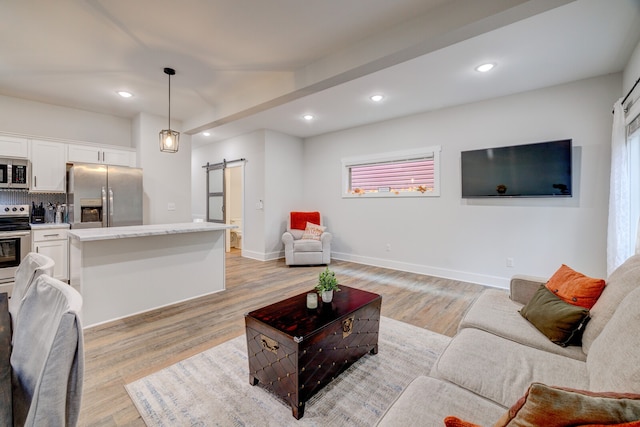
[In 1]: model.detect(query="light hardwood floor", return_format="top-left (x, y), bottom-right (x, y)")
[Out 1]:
top-left (79, 251), bottom-right (487, 426)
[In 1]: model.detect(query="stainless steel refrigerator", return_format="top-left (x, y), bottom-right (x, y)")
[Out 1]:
top-left (67, 163), bottom-right (143, 229)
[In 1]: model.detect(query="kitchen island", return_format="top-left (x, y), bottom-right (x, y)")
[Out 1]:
top-left (68, 222), bottom-right (235, 328)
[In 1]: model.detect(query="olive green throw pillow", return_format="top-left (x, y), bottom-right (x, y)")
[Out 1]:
top-left (519, 285), bottom-right (590, 347)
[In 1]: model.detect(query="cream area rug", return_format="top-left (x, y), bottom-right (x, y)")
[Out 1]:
top-left (125, 316), bottom-right (451, 427)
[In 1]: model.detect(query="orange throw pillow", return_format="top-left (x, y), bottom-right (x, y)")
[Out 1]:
top-left (545, 264), bottom-right (605, 309)
top-left (580, 422), bottom-right (640, 427)
top-left (580, 421), bottom-right (640, 427)
top-left (443, 416), bottom-right (481, 427)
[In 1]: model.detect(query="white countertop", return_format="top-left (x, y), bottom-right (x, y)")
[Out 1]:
top-left (30, 223), bottom-right (71, 229)
top-left (67, 222), bottom-right (236, 242)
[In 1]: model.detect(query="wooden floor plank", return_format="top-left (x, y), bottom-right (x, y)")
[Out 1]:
top-left (78, 251), bottom-right (488, 426)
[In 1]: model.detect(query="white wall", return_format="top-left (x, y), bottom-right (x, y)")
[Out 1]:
top-left (303, 74), bottom-right (621, 288)
top-left (624, 38), bottom-right (640, 97)
top-left (134, 113), bottom-right (192, 225)
top-left (192, 129), bottom-right (304, 260)
top-left (264, 130), bottom-right (305, 257)
top-left (624, 38), bottom-right (640, 126)
top-left (0, 94), bottom-right (131, 146)
top-left (229, 167), bottom-right (243, 220)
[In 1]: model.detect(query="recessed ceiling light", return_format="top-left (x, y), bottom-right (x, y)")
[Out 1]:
top-left (370, 94), bottom-right (384, 102)
top-left (303, 114), bottom-right (314, 121)
top-left (202, 132), bottom-right (211, 136)
top-left (117, 91), bottom-right (133, 98)
top-left (475, 63), bottom-right (495, 73)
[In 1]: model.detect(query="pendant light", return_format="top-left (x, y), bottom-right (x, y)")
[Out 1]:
top-left (159, 67), bottom-right (179, 153)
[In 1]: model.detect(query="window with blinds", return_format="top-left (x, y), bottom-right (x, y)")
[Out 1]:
top-left (342, 146), bottom-right (441, 198)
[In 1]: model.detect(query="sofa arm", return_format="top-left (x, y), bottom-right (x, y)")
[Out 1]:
top-left (510, 274), bottom-right (547, 305)
top-left (282, 232), bottom-right (294, 246)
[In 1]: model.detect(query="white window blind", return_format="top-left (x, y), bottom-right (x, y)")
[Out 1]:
top-left (342, 146), bottom-right (440, 198)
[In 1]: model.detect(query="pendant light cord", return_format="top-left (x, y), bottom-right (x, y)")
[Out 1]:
top-left (164, 67), bottom-right (176, 130)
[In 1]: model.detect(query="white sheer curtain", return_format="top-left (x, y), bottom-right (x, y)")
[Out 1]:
top-left (607, 98), bottom-right (630, 276)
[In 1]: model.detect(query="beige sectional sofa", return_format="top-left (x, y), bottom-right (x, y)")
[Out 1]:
top-left (378, 254), bottom-right (640, 426)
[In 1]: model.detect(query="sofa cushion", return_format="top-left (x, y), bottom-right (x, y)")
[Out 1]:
top-left (583, 254), bottom-right (640, 355)
top-left (545, 264), bottom-right (605, 309)
top-left (459, 289), bottom-right (586, 360)
top-left (431, 328), bottom-right (589, 408)
top-left (494, 383), bottom-right (640, 427)
top-left (377, 376), bottom-right (504, 427)
top-left (292, 239), bottom-right (323, 252)
top-left (519, 285), bottom-right (590, 347)
top-left (587, 285), bottom-right (640, 394)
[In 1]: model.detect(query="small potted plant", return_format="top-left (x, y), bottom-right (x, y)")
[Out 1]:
top-left (315, 267), bottom-right (340, 303)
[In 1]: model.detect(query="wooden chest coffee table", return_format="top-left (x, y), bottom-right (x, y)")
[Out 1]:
top-left (245, 285), bottom-right (382, 419)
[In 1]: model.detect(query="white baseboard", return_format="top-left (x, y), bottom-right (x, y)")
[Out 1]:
top-left (241, 250), bottom-right (283, 262)
top-left (331, 252), bottom-right (509, 289)
top-left (240, 250), bottom-right (509, 289)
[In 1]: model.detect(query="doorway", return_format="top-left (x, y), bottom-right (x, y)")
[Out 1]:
top-left (225, 164), bottom-right (244, 253)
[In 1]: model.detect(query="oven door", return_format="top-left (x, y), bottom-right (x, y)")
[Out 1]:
top-left (0, 231), bottom-right (31, 284)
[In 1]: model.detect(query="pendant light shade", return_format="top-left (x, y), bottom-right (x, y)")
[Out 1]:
top-left (159, 67), bottom-right (179, 153)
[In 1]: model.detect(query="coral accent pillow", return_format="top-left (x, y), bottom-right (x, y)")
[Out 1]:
top-left (443, 416), bottom-right (481, 427)
top-left (302, 222), bottom-right (326, 240)
top-left (494, 383), bottom-right (640, 427)
top-left (290, 211), bottom-right (320, 230)
top-left (545, 264), bottom-right (605, 309)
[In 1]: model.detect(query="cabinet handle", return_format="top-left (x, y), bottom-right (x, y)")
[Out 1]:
top-left (98, 152), bottom-right (100, 162)
top-left (43, 233), bottom-right (60, 237)
top-left (34, 176), bottom-right (37, 187)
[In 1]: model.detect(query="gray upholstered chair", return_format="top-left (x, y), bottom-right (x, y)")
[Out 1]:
top-left (282, 211), bottom-right (332, 266)
top-left (10, 274), bottom-right (84, 427)
top-left (8, 252), bottom-right (55, 335)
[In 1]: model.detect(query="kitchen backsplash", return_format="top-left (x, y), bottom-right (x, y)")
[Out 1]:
top-left (0, 189), bottom-right (66, 208)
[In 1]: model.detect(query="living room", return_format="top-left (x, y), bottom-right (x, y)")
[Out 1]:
top-left (2, 1), bottom-right (640, 425)
top-left (0, 2), bottom-right (636, 290)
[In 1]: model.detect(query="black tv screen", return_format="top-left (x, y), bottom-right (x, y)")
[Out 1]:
top-left (461, 139), bottom-right (572, 198)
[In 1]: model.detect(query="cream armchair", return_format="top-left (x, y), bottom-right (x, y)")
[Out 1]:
top-left (282, 211), bottom-right (332, 266)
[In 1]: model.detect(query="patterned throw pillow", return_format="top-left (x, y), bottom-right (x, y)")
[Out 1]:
top-left (301, 222), bottom-right (326, 240)
top-left (545, 264), bottom-right (605, 309)
top-left (494, 383), bottom-right (640, 427)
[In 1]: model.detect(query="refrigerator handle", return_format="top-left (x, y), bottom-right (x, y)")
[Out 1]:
top-left (108, 187), bottom-right (114, 218)
top-left (101, 186), bottom-right (108, 227)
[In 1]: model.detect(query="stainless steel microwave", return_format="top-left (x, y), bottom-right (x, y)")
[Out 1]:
top-left (0, 158), bottom-right (29, 189)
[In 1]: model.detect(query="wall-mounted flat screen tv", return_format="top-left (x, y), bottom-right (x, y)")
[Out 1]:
top-left (461, 139), bottom-right (572, 198)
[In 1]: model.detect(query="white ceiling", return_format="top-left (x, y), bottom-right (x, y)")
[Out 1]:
top-left (1, 0), bottom-right (639, 147)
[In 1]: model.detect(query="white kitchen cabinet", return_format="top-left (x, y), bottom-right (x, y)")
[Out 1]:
top-left (0, 135), bottom-right (29, 158)
top-left (30, 140), bottom-right (66, 192)
top-left (32, 227), bottom-right (69, 281)
top-left (67, 143), bottom-right (136, 167)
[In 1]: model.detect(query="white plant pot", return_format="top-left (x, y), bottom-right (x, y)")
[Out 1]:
top-left (321, 290), bottom-right (333, 303)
